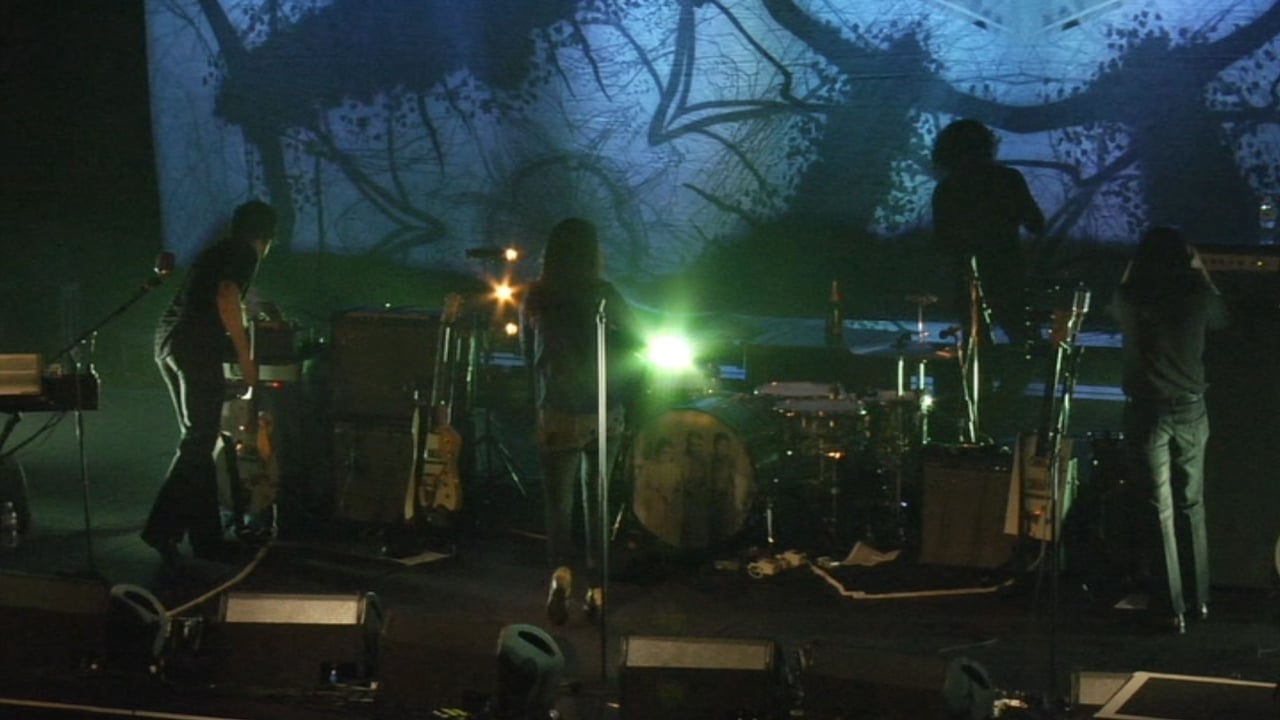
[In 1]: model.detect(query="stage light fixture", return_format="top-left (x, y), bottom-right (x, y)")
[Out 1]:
top-left (503, 321), bottom-right (519, 337)
top-left (645, 333), bottom-right (695, 372)
top-left (492, 281), bottom-right (516, 304)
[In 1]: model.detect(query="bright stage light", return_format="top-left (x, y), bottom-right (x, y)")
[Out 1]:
top-left (645, 333), bottom-right (695, 372)
top-left (493, 282), bottom-right (515, 304)
top-left (503, 321), bottom-right (519, 337)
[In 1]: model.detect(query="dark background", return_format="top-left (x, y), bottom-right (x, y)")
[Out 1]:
top-left (3, 2), bottom-right (166, 382)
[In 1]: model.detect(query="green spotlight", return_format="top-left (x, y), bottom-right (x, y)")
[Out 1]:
top-left (645, 333), bottom-right (695, 372)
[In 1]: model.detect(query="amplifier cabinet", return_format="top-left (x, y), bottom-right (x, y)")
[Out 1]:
top-left (331, 420), bottom-right (414, 525)
top-left (330, 309), bottom-right (440, 422)
top-left (919, 445), bottom-right (1016, 569)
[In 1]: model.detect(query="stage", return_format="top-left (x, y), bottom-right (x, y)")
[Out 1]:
top-left (0, 360), bottom-right (1278, 720)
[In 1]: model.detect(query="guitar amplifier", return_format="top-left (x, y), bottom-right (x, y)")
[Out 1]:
top-left (919, 444), bottom-right (1016, 569)
top-left (1196, 244), bottom-right (1280, 309)
top-left (330, 309), bottom-right (440, 422)
top-left (331, 421), bottom-right (415, 524)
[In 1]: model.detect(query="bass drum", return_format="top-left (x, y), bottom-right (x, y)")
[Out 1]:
top-left (628, 395), bottom-right (782, 551)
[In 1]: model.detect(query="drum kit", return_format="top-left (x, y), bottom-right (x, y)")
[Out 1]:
top-left (621, 296), bottom-right (950, 559)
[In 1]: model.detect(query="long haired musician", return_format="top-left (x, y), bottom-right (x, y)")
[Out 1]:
top-left (1111, 225), bottom-right (1227, 634)
top-left (518, 218), bottom-right (641, 626)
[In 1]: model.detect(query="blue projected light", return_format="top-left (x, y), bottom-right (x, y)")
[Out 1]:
top-left (146, 0), bottom-right (1280, 285)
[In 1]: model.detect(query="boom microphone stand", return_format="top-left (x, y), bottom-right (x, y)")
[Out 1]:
top-left (50, 252), bottom-right (174, 577)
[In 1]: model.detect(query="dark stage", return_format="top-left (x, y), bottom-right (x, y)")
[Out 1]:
top-left (2, 335), bottom-right (1279, 720)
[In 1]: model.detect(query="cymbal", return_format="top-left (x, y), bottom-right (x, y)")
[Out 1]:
top-left (857, 342), bottom-right (956, 362)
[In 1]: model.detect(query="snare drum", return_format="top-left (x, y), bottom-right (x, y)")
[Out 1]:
top-left (756, 382), bottom-right (866, 454)
top-left (629, 395), bottom-right (781, 550)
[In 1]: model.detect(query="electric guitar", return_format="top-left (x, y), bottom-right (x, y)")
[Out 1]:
top-left (220, 383), bottom-right (279, 540)
top-left (405, 293), bottom-right (464, 528)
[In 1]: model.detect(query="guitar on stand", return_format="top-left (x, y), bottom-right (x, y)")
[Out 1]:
top-left (399, 293), bottom-right (465, 553)
top-left (218, 314), bottom-right (286, 543)
top-left (217, 382), bottom-right (279, 543)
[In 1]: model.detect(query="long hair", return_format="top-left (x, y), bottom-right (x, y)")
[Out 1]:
top-left (539, 218), bottom-right (601, 283)
top-left (1121, 226), bottom-right (1200, 302)
top-left (932, 119), bottom-right (998, 176)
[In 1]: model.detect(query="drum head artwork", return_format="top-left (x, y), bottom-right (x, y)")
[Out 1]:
top-left (629, 397), bottom-right (775, 550)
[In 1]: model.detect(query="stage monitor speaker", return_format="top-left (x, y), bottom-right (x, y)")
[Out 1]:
top-left (1095, 671), bottom-right (1276, 720)
top-left (920, 445), bottom-right (1016, 568)
top-left (1200, 248), bottom-right (1280, 588)
top-left (330, 308), bottom-right (440, 422)
top-left (800, 644), bottom-right (996, 720)
top-left (619, 635), bottom-right (783, 720)
top-left (375, 610), bottom-right (502, 712)
top-left (201, 591), bottom-right (382, 690)
top-left (0, 572), bottom-right (110, 673)
top-left (331, 420), bottom-right (414, 524)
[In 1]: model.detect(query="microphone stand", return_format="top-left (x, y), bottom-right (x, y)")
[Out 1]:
top-left (1041, 283), bottom-right (1090, 714)
top-left (963, 256), bottom-right (995, 443)
top-left (594, 298), bottom-right (612, 710)
top-left (49, 256), bottom-right (174, 578)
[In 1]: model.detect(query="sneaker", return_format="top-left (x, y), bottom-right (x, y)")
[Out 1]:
top-left (546, 566), bottom-right (572, 626)
top-left (583, 586), bottom-right (603, 621)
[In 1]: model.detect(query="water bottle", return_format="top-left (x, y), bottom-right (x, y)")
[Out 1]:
top-left (1, 501), bottom-right (19, 550)
top-left (1259, 195), bottom-right (1276, 245)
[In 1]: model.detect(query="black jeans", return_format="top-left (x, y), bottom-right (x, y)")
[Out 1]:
top-left (1124, 394), bottom-right (1211, 616)
top-left (142, 336), bottom-right (226, 552)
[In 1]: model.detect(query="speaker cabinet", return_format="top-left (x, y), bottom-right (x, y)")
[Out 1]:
top-left (800, 644), bottom-right (952, 719)
top-left (331, 421), bottom-right (414, 524)
top-left (201, 592), bottom-right (382, 690)
top-left (619, 635), bottom-right (782, 720)
top-left (0, 572), bottom-right (109, 672)
top-left (1200, 248), bottom-right (1280, 588)
top-left (330, 309), bottom-right (440, 422)
top-left (920, 445), bottom-right (1016, 568)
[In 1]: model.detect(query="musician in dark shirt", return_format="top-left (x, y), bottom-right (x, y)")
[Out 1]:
top-left (931, 119), bottom-right (1045, 435)
top-left (519, 218), bottom-right (640, 625)
top-left (1111, 226), bottom-right (1227, 633)
top-left (931, 119), bottom-right (1045, 344)
top-left (141, 200), bottom-right (276, 567)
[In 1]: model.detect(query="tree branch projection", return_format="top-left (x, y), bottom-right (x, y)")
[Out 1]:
top-left (759, 0), bottom-right (1280, 246)
top-left (180, 0), bottom-right (1280, 278)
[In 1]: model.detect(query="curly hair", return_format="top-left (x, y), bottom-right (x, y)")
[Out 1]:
top-left (932, 119), bottom-right (998, 176)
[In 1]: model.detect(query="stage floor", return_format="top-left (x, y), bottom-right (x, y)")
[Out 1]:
top-left (1, 385), bottom-right (1278, 720)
